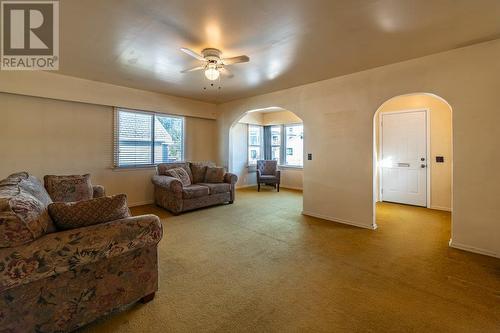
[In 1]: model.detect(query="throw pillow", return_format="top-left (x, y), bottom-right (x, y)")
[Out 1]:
top-left (166, 167), bottom-right (192, 186)
top-left (205, 167), bottom-right (225, 183)
top-left (190, 162), bottom-right (215, 183)
top-left (48, 194), bottom-right (131, 230)
top-left (44, 174), bottom-right (93, 202)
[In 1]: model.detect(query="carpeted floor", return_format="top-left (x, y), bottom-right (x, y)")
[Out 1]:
top-left (81, 187), bottom-right (500, 332)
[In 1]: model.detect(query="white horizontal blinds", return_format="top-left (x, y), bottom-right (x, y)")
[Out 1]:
top-left (154, 114), bottom-right (184, 164)
top-left (116, 110), bottom-right (153, 167)
top-left (114, 108), bottom-right (185, 167)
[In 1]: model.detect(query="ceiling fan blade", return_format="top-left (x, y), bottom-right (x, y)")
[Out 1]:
top-left (180, 48), bottom-right (206, 61)
top-left (180, 65), bottom-right (205, 73)
top-left (219, 67), bottom-right (234, 78)
top-left (222, 55), bottom-right (249, 65)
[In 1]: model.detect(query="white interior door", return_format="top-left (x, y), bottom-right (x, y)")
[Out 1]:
top-left (380, 110), bottom-right (427, 206)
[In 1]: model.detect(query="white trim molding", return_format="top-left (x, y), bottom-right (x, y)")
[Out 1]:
top-left (302, 211), bottom-right (377, 230)
top-left (280, 185), bottom-right (303, 191)
top-left (449, 239), bottom-right (499, 258)
top-left (430, 205), bottom-right (452, 212)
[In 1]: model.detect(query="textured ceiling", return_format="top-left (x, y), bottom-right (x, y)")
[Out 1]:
top-left (58, 0), bottom-right (500, 103)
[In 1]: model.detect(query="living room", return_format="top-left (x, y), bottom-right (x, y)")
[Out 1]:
top-left (1, 1), bottom-right (499, 332)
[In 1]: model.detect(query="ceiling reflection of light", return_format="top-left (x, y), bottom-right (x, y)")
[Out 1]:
top-left (205, 22), bottom-right (222, 47)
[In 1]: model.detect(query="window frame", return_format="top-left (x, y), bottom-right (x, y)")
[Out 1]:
top-left (270, 125), bottom-right (282, 165)
top-left (283, 123), bottom-right (304, 168)
top-left (247, 124), bottom-right (263, 166)
top-left (114, 107), bottom-right (185, 169)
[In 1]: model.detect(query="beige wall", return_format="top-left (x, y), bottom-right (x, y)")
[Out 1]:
top-left (0, 92), bottom-right (217, 206)
top-left (217, 40), bottom-right (500, 258)
top-left (262, 110), bottom-right (302, 125)
top-left (231, 110), bottom-right (304, 190)
top-left (0, 71), bottom-right (217, 119)
top-left (375, 94), bottom-right (452, 211)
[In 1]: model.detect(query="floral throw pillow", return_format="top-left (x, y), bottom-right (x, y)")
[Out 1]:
top-left (205, 167), bottom-right (225, 183)
top-left (166, 167), bottom-right (191, 187)
top-left (44, 174), bottom-right (93, 202)
top-left (48, 194), bottom-right (131, 230)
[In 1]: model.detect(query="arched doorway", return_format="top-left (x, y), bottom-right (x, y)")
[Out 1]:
top-left (228, 107), bottom-right (304, 195)
top-left (373, 93), bottom-right (453, 233)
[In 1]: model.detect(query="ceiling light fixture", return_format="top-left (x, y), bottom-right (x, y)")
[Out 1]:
top-left (204, 63), bottom-right (220, 81)
top-left (180, 47), bottom-right (249, 81)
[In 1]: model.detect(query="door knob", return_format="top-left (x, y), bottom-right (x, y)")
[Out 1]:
top-left (420, 164), bottom-right (426, 168)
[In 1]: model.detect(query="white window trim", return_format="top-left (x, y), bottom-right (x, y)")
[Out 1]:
top-left (247, 124), bottom-right (263, 167)
top-left (283, 123), bottom-right (304, 168)
top-left (113, 107), bottom-right (185, 169)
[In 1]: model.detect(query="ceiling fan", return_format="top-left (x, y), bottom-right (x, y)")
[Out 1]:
top-left (180, 47), bottom-right (249, 81)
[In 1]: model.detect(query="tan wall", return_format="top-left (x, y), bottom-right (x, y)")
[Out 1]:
top-left (375, 94), bottom-right (452, 211)
top-left (263, 110), bottom-right (302, 125)
top-left (0, 92), bottom-right (217, 206)
top-left (0, 71), bottom-right (217, 119)
top-left (217, 40), bottom-right (500, 258)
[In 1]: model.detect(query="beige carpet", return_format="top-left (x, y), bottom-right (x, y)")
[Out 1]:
top-left (81, 188), bottom-right (499, 332)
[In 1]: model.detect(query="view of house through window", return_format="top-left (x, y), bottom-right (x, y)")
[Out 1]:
top-left (271, 125), bottom-right (281, 164)
top-left (115, 108), bottom-right (184, 167)
top-left (248, 124), bottom-right (262, 165)
top-left (285, 124), bottom-right (304, 166)
top-left (247, 123), bottom-right (303, 167)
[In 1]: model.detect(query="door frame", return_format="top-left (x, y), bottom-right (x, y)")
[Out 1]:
top-left (378, 108), bottom-right (431, 208)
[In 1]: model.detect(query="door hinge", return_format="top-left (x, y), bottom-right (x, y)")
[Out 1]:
top-left (381, 188), bottom-right (383, 194)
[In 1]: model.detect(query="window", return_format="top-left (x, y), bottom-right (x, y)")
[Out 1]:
top-left (271, 125), bottom-right (281, 164)
top-left (248, 124), bottom-right (262, 165)
top-left (114, 108), bottom-right (184, 167)
top-left (284, 124), bottom-right (303, 166)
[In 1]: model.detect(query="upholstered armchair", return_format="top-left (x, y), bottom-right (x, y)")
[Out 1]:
top-left (256, 160), bottom-right (281, 192)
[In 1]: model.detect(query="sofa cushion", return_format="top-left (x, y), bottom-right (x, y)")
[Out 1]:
top-left (157, 162), bottom-right (193, 182)
top-left (197, 183), bottom-right (231, 195)
top-left (166, 167), bottom-right (191, 187)
top-left (182, 185), bottom-right (209, 199)
top-left (205, 167), bottom-right (225, 183)
top-left (44, 174), bottom-right (93, 202)
top-left (190, 161), bottom-right (216, 183)
top-left (48, 194), bottom-right (131, 230)
top-left (0, 180), bottom-right (49, 248)
top-left (259, 175), bottom-right (278, 181)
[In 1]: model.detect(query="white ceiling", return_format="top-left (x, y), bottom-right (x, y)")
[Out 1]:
top-left (58, 0), bottom-right (500, 103)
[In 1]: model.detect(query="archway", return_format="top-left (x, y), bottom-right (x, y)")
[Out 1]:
top-left (372, 93), bottom-right (453, 233)
top-left (228, 107), bottom-right (304, 195)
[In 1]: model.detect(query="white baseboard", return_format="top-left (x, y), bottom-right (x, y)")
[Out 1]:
top-left (129, 200), bottom-right (154, 207)
top-left (236, 184), bottom-right (256, 189)
top-left (431, 205), bottom-right (452, 212)
top-left (449, 239), bottom-right (499, 258)
top-left (281, 185), bottom-right (303, 191)
top-left (302, 210), bottom-right (377, 230)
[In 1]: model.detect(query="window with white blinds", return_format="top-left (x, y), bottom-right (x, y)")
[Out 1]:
top-left (114, 108), bottom-right (184, 167)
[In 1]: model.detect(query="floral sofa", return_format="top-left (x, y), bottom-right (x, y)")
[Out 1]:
top-left (0, 172), bottom-right (163, 332)
top-left (151, 162), bottom-right (238, 214)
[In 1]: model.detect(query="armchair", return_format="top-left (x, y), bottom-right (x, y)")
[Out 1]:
top-left (256, 160), bottom-right (281, 192)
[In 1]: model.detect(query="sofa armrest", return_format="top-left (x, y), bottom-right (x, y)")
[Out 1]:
top-left (0, 214), bottom-right (163, 293)
top-left (151, 175), bottom-right (182, 193)
top-left (92, 184), bottom-right (106, 198)
top-left (224, 172), bottom-right (238, 185)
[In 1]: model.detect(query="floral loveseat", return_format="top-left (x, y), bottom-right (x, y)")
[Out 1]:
top-left (151, 162), bottom-right (238, 214)
top-left (0, 172), bottom-right (163, 332)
